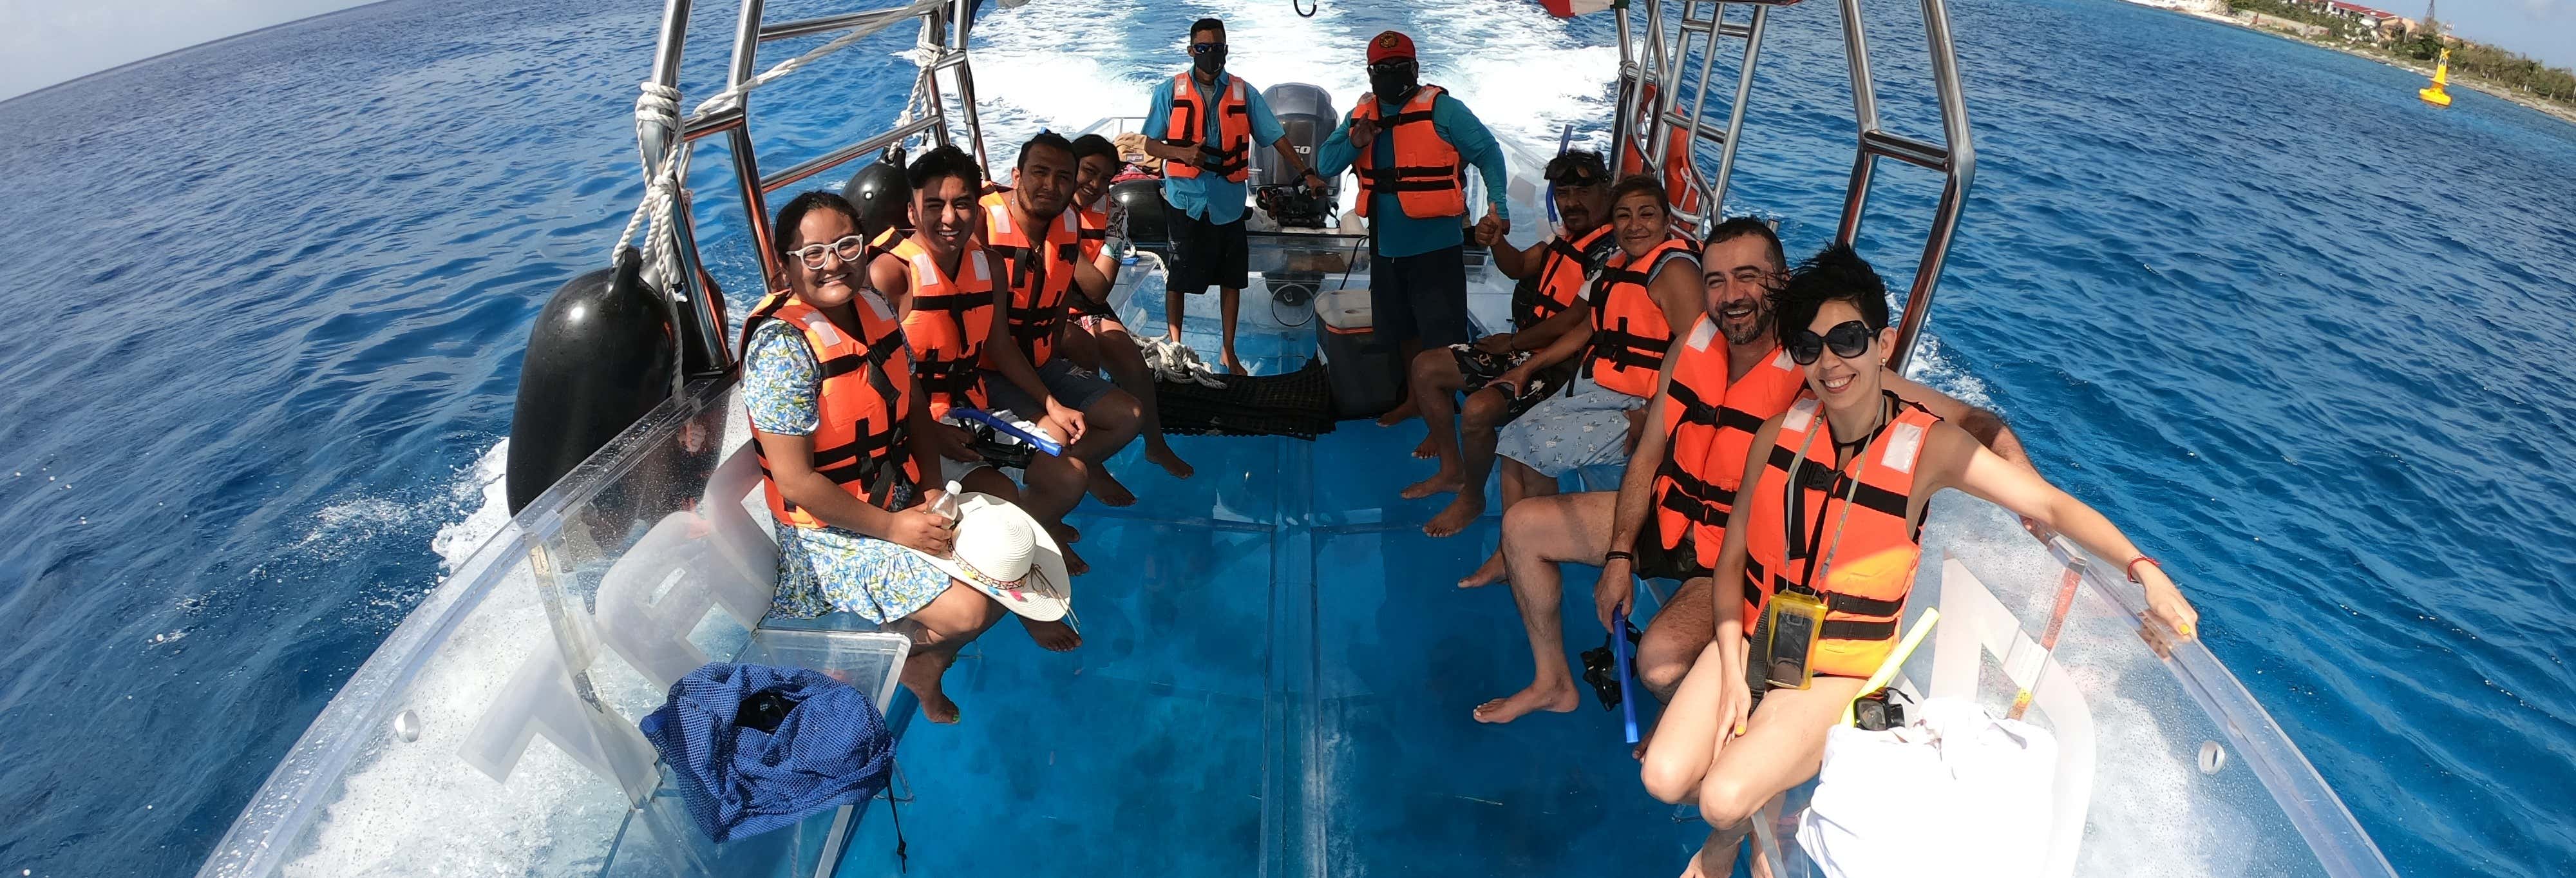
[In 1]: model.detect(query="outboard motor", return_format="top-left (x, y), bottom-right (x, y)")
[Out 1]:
top-left (1251, 82), bottom-right (1338, 230)
top-left (506, 247), bottom-right (677, 514)
top-left (842, 146), bottom-right (911, 242)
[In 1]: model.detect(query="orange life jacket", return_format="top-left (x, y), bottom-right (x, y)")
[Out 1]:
top-left (1650, 326), bottom-right (1808, 593)
top-left (1160, 72), bottom-right (1253, 183)
top-left (1584, 236), bottom-right (1695, 397)
top-left (1075, 205), bottom-right (1109, 263)
top-left (977, 189), bottom-right (1083, 367)
top-left (741, 291), bottom-right (921, 527)
top-left (1511, 224), bottom-right (1613, 331)
top-left (887, 236), bottom-right (999, 421)
top-left (1741, 393), bottom-right (1942, 678)
top-left (1351, 85), bottom-right (1467, 220)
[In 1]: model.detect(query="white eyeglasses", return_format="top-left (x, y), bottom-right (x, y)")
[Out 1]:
top-left (793, 235), bottom-right (867, 269)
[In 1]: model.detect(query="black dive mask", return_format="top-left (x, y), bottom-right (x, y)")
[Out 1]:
top-left (1368, 60), bottom-right (1418, 104)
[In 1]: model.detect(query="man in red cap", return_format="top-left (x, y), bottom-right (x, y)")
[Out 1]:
top-left (1316, 30), bottom-right (1513, 421)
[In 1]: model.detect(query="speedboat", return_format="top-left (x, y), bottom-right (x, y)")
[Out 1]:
top-left (194, 1), bottom-right (2399, 875)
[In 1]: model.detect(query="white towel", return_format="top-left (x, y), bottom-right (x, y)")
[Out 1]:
top-left (1797, 698), bottom-right (2059, 878)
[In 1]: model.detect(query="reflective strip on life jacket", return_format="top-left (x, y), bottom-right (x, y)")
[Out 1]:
top-left (977, 190), bottom-right (1083, 367)
top-left (1162, 73), bottom-right (1253, 183)
top-left (1352, 85), bottom-right (1468, 220)
top-left (746, 294), bottom-right (922, 528)
top-left (1510, 224), bottom-right (1613, 331)
top-left (1741, 393), bottom-right (1942, 678)
top-left (1584, 236), bottom-right (1696, 397)
top-left (889, 236), bottom-right (999, 421)
top-left (1650, 325), bottom-right (1808, 578)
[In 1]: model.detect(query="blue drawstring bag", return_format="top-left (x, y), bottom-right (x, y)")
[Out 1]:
top-left (639, 662), bottom-right (895, 843)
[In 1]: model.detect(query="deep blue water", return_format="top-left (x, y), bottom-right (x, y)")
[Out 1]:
top-left (0, 0), bottom-right (2571, 875)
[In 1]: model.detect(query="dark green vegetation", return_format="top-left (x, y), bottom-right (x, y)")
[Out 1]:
top-left (2224, 0), bottom-right (2576, 106)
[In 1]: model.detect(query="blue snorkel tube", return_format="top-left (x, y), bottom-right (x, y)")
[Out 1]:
top-left (949, 408), bottom-right (1066, 457)
top-left (1614, 598), bottom-right (1641, 746)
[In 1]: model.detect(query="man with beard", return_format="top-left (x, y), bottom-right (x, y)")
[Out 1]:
top-left (1315, 30), bottom-right (1513, 402)
top-left (870, 145), bottom-right (1098, 595)
top-left (1137, 17), bottom-right (1328, 375)
top-left (1470, 218), bottom-right (2035, 723)
top-left (977, 131), bottom-right (1149, 508)
top-left (1399, 151), bottom-right (1618, 542)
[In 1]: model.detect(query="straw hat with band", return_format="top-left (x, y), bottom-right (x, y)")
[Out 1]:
top-left (906, 486), bottom-right (1074, 622)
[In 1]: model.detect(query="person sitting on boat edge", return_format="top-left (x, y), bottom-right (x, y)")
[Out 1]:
top-left (1313, 28), bottom-right (1512, 420)
top-left (1136, 16), bottom-right (1328, 376)
top-left (1397, 150), bottom-right (1618, 542)
top-left (868, 146), bottom-right (1099, 613)
top-left (1473, 220), bottom-right (2034, 725)
top-left (975, 131), bottom-right (1157, 509)
top-left (1444, 176), bottom-right (1694, 587)
top-left (1640, 245), bottom-right (2197, 878)
top-left (1051, 132), bottom-right (1195, 481)
top-left (741, 190), bottom-right (1017, 723)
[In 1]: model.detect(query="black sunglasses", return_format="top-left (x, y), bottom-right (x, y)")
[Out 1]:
top-left (1367, 58), bottom-right (1416, 74)
top-left (1191, 42), bottom-right (1226, 55)
top-left (1788, 320), bottom-right (1874, 365)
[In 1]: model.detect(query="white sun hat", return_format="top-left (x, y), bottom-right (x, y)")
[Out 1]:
top-left (907, 485), bottom-right (1073, 622)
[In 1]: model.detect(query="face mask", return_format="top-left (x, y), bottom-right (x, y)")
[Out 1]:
top-left (1193, 46), bottom-right (1227, 77)
top-left (1368, 67), bottom-right (1417, 102)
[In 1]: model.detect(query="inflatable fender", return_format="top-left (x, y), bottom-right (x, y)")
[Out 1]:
top-left (506, 247), bottom-right (677, 514)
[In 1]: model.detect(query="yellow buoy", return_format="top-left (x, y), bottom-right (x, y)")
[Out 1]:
top-left (2419, 47), bottom-right (2452, 107)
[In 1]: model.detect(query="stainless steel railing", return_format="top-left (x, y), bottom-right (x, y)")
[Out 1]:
top-left (636, 0), bottom-right (993, 379)
top-left (1613, 0), bottom-right (1974, 370)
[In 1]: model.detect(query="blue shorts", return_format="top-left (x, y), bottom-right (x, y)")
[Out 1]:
top-left (981, 358), bottom-right (1116, 421)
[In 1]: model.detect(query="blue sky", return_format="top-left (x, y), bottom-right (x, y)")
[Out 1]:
top-left (0, 0), bottom-right (2569, 102)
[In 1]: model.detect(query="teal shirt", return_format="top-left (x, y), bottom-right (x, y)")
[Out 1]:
top-left (1316, 90), bottom-right (1510, 258)
top-left (1141, 72), bottom-right (1286, 225)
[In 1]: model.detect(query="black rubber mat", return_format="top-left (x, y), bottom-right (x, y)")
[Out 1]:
top-left (1153, 359), bottom-right (1340, 440)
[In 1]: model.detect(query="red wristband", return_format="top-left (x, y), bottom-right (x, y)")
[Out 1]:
top-left (2126, 555), bottom-right (2162, 583)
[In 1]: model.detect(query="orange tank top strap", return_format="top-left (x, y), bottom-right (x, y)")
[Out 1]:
top-left (1161, 72), bottom-right (1253, 183)
top-left (1741, 392), bottom-right (1942, 679)
top-left (978, 191), bottom-right (1083, 367)
top-left (889, 236), bottom-right (998, 420)
top-left (1584, 236), bottom-right (1694, 397)
top-left (751, 294), bottom-right (922, 527)
top-left (1350, 85), bottom-right (1466, 220)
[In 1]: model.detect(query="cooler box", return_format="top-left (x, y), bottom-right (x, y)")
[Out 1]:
top-left (1314, 288), bottom-right (1405, 420)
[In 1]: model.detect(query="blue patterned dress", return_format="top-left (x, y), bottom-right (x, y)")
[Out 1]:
top-left (744, 316), bottom-right (954, 624)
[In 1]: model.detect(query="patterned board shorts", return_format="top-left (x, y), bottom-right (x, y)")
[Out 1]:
top-left (1450, 339), bottom-right (1578, 424)
top-left (1495, 373), bottom-right (1650, 477)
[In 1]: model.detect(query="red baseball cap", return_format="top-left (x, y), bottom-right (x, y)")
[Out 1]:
top-left (1367, 30), bottom-right (1416, 64)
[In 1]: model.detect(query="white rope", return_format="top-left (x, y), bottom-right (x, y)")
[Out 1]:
top-left (611, 0), bottom-right (948, 294)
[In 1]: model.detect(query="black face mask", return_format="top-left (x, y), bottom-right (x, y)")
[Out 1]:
top-left (1368, 66), bottom-right (1417, 102)
top-left (1193, 46), bottom-right (1227, 77)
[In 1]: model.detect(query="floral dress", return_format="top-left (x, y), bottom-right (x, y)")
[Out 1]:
top-left (744, 316), bottom-right (953, 624)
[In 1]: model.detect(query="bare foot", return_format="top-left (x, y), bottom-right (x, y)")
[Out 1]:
top-left (1374, 399), bottom-right (1420, 427)
top-left (1222, 351), bottom-right (1245, 376)
top-left (1089, 468), bottom-right (1137, 507)
top-left (1679, 830), bottom-right (1716, 878)
top-left (1400, 471), bottom-right (1464, 501)
top-left (1411, 435), bottom-right (1438, 459)
top-left (1048, 521), bottom-right (1081, 544)
top-left (1062, 543), bottom-right (1090, 576)
top-left (1457, 550), bottom-right (1507, 588)
top-left (1422, 494), bottom-right (1484, 538)
top-left (1146, 441), bottom-right (1195, 479)
top-left (898, 651), bottom-right (961, 723)
top-left (1472, 680), bottom-right (1580, 723)
top-left (1019, 616), bottom-right (1083, 651)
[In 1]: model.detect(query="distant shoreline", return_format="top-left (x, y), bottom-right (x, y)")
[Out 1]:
top-left (2123, 0), bottom-right (2576, 128)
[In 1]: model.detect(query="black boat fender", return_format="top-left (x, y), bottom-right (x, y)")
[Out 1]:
top-left (505, 247), bottom-right (677, 514)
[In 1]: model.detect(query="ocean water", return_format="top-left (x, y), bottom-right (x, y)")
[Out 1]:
top-left (0, 0), bottom-right (2570, 875)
